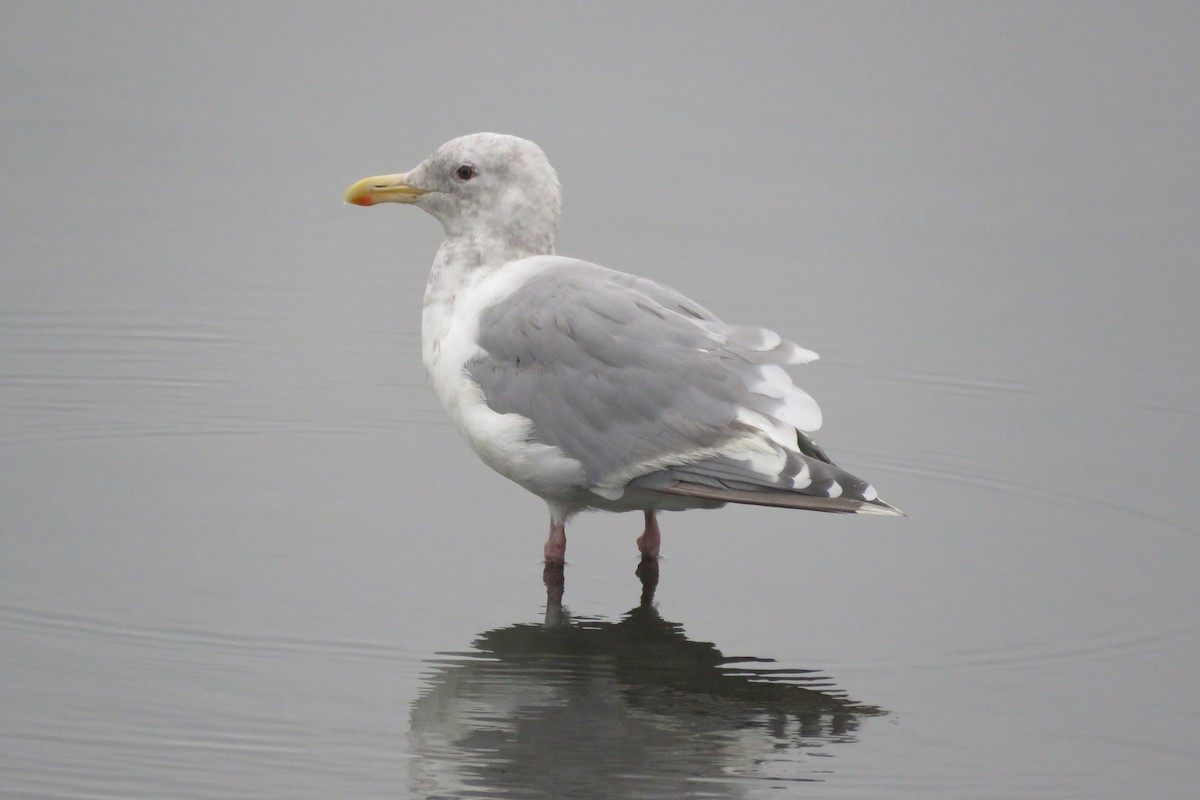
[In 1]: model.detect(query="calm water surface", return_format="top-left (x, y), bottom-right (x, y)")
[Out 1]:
top-left (3, 4), bottom-right (1199, 799)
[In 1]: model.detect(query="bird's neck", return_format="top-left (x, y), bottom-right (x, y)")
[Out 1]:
top-left (423, 232), bottom-right (554, 320)
top-left (434, 230), bottom-right (555, 272)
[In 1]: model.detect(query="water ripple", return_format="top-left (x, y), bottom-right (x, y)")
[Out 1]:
top-left (0, 604), bottom-right (408, 666)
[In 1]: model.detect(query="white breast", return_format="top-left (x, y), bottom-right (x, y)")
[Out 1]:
top-left (422, 256), bottom-right (588, 499)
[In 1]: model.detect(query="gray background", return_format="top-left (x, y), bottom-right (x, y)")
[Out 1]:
top-left (3, 2), bottom-right (1198, 798)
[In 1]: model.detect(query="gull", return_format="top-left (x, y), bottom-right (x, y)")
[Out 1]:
top-left (345, 133), bottom-right (900, 565)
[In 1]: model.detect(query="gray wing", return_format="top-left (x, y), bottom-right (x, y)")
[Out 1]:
top-left (466, 259), bottom-right (891, 511)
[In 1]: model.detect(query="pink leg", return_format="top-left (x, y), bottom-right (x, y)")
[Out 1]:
top-left (544, 521), bottom-right (567, 564)
top-left (543, 561), bottom-right (565, 607)
top-left (636, 510), bottom-right (661, 558)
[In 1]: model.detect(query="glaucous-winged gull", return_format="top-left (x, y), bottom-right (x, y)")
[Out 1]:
top-left (345, 133), bottom-right (900, 565)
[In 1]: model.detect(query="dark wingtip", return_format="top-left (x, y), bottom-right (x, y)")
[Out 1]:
top-left (659, 482), bottom-right (903, 515)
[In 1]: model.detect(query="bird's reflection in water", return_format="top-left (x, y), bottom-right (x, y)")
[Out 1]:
top-left (409, 560), bottom-right (882, 799)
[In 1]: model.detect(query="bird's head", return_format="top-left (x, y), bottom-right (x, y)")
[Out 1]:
top-left (345, 132), bottom-right (561, 257)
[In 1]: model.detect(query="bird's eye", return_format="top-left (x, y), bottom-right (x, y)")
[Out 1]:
top-left (455, 164), bottom-right (477, 181)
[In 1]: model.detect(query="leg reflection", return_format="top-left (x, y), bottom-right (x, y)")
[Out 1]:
top-left (635, 554), bottom-right (659, 607)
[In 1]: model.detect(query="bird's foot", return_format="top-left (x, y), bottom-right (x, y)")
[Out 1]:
top-left (636, 510), bottom-right (661, 558)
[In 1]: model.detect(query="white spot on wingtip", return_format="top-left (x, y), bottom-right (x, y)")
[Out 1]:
top-left (791, 462), bottom-right (811, 489)
top-left (827, 481), bottom-right (843, 498)
top-left (863, 484), bottom-right (878, 502)
top-left (745, 448), bottom-right (786, 478)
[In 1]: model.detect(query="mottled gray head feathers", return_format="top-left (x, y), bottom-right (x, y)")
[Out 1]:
top-left (406, 133), bottom-right (562, 257)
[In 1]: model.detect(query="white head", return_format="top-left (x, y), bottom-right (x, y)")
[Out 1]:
top-left (346, 133), bottom-right (561, 258)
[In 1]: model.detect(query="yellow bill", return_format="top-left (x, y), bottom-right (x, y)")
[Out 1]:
top-left (344, 173), bottom-right (428, 206)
